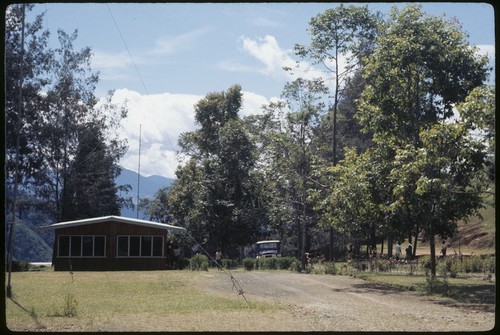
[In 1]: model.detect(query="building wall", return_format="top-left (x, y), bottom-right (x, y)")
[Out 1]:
top-left (53, 220), bottom-right (170, 271)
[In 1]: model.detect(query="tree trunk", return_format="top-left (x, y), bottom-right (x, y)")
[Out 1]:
top-left (387, 234), bottom-right (393, 258)
top-left (429, 225), bottom-right (436, 277)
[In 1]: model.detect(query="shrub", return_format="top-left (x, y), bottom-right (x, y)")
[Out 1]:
top-left (63, 293), bottom-right (78, 317)
top-left (276, 257), bottom-right (297, 270)
top-left (324, 262), bottom-right (337, 275)
top-left (482, 255), bottom-right (495, 274)
top-left (176, 258), bottom-right (190, 270)
top-left (425, 277), bottom-right (449, 296)
top-left (243, 258), bottom-right (255, 271)
top-left (190, 254), bottom-right (208, 271)
top-left (290, 260), bottom-right (301, 272)
top-left (257, 257), bottom-right (277, 270)
top-left (221, 259), bottom-right (238, 269)
top-left (11, 260), bottom-right (31, 272)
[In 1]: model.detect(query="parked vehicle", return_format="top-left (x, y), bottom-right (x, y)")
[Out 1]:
top-left (255, 240), bottom-right (281, 258)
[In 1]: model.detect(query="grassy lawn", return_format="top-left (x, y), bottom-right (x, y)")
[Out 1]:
top-left (5, 269), bottom-right (277, 331)
top-left (351, 271), bottom-right (495, 304)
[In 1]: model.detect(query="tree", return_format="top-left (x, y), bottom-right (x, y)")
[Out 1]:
top-left (5, 4), bottom-right (53, 208)
top-left (61, 123), bottom-right (123, 220)
top-left (170, 85), bottom-right (260, 257)
top-left (357, 5), bottom-right (490, 147)
top-left (390, 122), bottom-right (488, 276)
top-left (246, 78), bottom-right (329, 261)
top-left (354, 4), bottom-right (491, 273)
top-left (293, 5), bottom-right (381, 258)
top-left (294, 3), bottom-right (381, 164)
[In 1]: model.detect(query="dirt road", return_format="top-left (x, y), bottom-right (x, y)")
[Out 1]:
top-left (201, 270), bottom-right (495, 332)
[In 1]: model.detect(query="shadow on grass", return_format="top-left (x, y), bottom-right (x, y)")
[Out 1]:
top-left (8, 297), bottom-right (47, 330)
top-left (350, 276), bottom-right (495, 313)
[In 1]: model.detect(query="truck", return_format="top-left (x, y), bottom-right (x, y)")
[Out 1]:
top-left (255, 240), bottom-right (281, 258)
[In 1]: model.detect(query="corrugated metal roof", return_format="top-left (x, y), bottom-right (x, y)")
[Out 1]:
top-left (37, 215), bottom-right (186, 233)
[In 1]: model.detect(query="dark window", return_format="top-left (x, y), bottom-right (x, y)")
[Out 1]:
top-left (58, 235), bottom-right (106, 257)
top-left (59, 236), bottom-right (70, 257)
top-left (82, 236), bottom-right (93, 256)
top-left (153, 237), bottom-right (163, 256)
top-left (116, 235), bottom-right (164, 257)
top-left (94, 236), bottom-right (105, 256)
top-left (141, 236), bottom-right (152, 256)
top-left (117, 236), bottom-right (128, 257)
top-left (71, 236), bottom-right (82, 256)
top-left (129, 236), bottom-right (140, 256)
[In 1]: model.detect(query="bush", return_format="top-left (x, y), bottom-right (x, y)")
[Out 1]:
top-left (190, 254), bottom-right (208, 271)
top-left (243, 258), bottom-right (255, 271)
top-left (176, 258), bottom-right (190, 270)
top-left (290, 260), bottom-right (301, 272)
top-left (221, 259), bottom-right (238, 269)
top-left (425, 277), bottom-right (449, 296)
top-left (10, 260), bottom-right (31, 272)
top-left (257, 257), bottom-right (277, 270)
top-left (276, 257), bottom-right (297, 270)
top-left (324, 262), bottom-right (337, 275)
top-left (482, 255), bottom-right (495, 274)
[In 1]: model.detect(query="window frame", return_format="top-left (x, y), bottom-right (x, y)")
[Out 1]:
top-left (57, 235), bottom-right (106, 258)
top-left (115, 235), bottom-right (165, 258)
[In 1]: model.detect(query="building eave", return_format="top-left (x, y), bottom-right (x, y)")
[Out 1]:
top-left (37, 215), bottom-right (186, 233)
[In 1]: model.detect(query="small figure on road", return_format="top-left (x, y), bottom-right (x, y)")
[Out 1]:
top-left (215, 250), bottom-right (223, 270)
top-left (395, 241), bottom-right (401, 260)
top-left (405, 243), bottom-right (412, 260)
top-left (441, 240), bottom-right (447, 257)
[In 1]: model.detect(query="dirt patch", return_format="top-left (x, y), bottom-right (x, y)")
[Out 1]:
top-left (201, 270), bottom-right (495, 332)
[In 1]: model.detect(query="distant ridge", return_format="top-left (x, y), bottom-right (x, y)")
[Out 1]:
top-left (116, 167), bottom-right (175, 219)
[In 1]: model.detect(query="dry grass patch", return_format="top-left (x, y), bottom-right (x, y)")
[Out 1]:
top-left (5, 270), bottom-right (280, 332)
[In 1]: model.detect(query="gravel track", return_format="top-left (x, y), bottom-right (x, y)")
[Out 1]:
top-left (202, 270), bottom-right (495, 332)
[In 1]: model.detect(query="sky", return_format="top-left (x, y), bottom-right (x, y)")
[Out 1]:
top-left (24, 2), bottom-right (495, 179)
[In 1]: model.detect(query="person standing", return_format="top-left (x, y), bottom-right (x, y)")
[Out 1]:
top-left (215, 250), bottom-right (223, 270)
top-left (405, 243), bottom-right (412, 260)
top-left (395, 242), bottom-right (401, 260)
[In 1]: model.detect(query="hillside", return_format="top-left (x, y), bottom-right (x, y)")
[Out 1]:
top-left (8, 168), bottom-right (174, 262)
top-left (115, 167), bottom-right (174, 219)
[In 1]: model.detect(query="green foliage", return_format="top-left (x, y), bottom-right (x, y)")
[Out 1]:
top-left (190, 254), bottom-right (209, 271)
top-left (49, 293), bottom-right (79, 317)
top-left (276, 257), bottom-right (298, 270)
top-left (323, 262), bottom-right (337, 275)
top-left (257, 257), bottom-right (278, 270)
top-left (425, 277), bottom-right (449, 296)
top-left (170, 85), bottom-right (261, 255)
top-left (243, 258), bottom-right (255, 271)
top-left (220, 259), bottom-right (239, 269)
top-left (10, 260), bottom-right (31, 272)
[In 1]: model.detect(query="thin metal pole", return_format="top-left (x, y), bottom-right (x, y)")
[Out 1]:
top-left (136, 124), bottom-right (142, 218)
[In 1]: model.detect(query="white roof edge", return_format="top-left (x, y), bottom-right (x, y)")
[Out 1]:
top-left (37, 215), bottom-right (186, 233)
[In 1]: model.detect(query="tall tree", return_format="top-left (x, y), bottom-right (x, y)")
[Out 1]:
top-left (354, 4), bottom-right (491, 273)
top-left (5, 4), bottom-right (52, 205)
top-left (294, 3), bottom-right (380, 164)
top-left (62, 123), bottom-right (122, 220)
top-left (293, 4), bottom-right (381, 258)
top-left (170, 85), bottom-right (260, 257)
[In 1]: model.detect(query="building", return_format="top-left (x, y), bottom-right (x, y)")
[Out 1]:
top-left (38, 215), bottom-right (186, 271)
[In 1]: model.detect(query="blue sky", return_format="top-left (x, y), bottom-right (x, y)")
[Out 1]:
top-left (26, 3), bottom-right (495, 179)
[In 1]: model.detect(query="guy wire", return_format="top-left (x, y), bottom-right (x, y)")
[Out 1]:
top-left (183, 230), bottom-right (249, 305)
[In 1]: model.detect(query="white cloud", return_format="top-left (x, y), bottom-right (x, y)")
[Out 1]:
top-left (476, 44), bottom-right (495, 58)
top-left (110, 88), bottom-right (270, 178)
top-left (238, 35), bottom-right (331, 85)
top-left (147, 28), bottom-right (211, 56)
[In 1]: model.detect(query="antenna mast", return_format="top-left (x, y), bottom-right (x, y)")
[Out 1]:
top-left (136, 124), bottom-right (142, 218)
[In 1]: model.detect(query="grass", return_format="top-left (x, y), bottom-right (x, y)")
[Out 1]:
top-left (351, 271), bottom-right (495, 305)
top-left (5, 270), bottom-right (278, 331)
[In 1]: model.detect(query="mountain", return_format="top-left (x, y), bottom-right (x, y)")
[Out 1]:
top-left (115, 167), bottom-right (175, 219)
